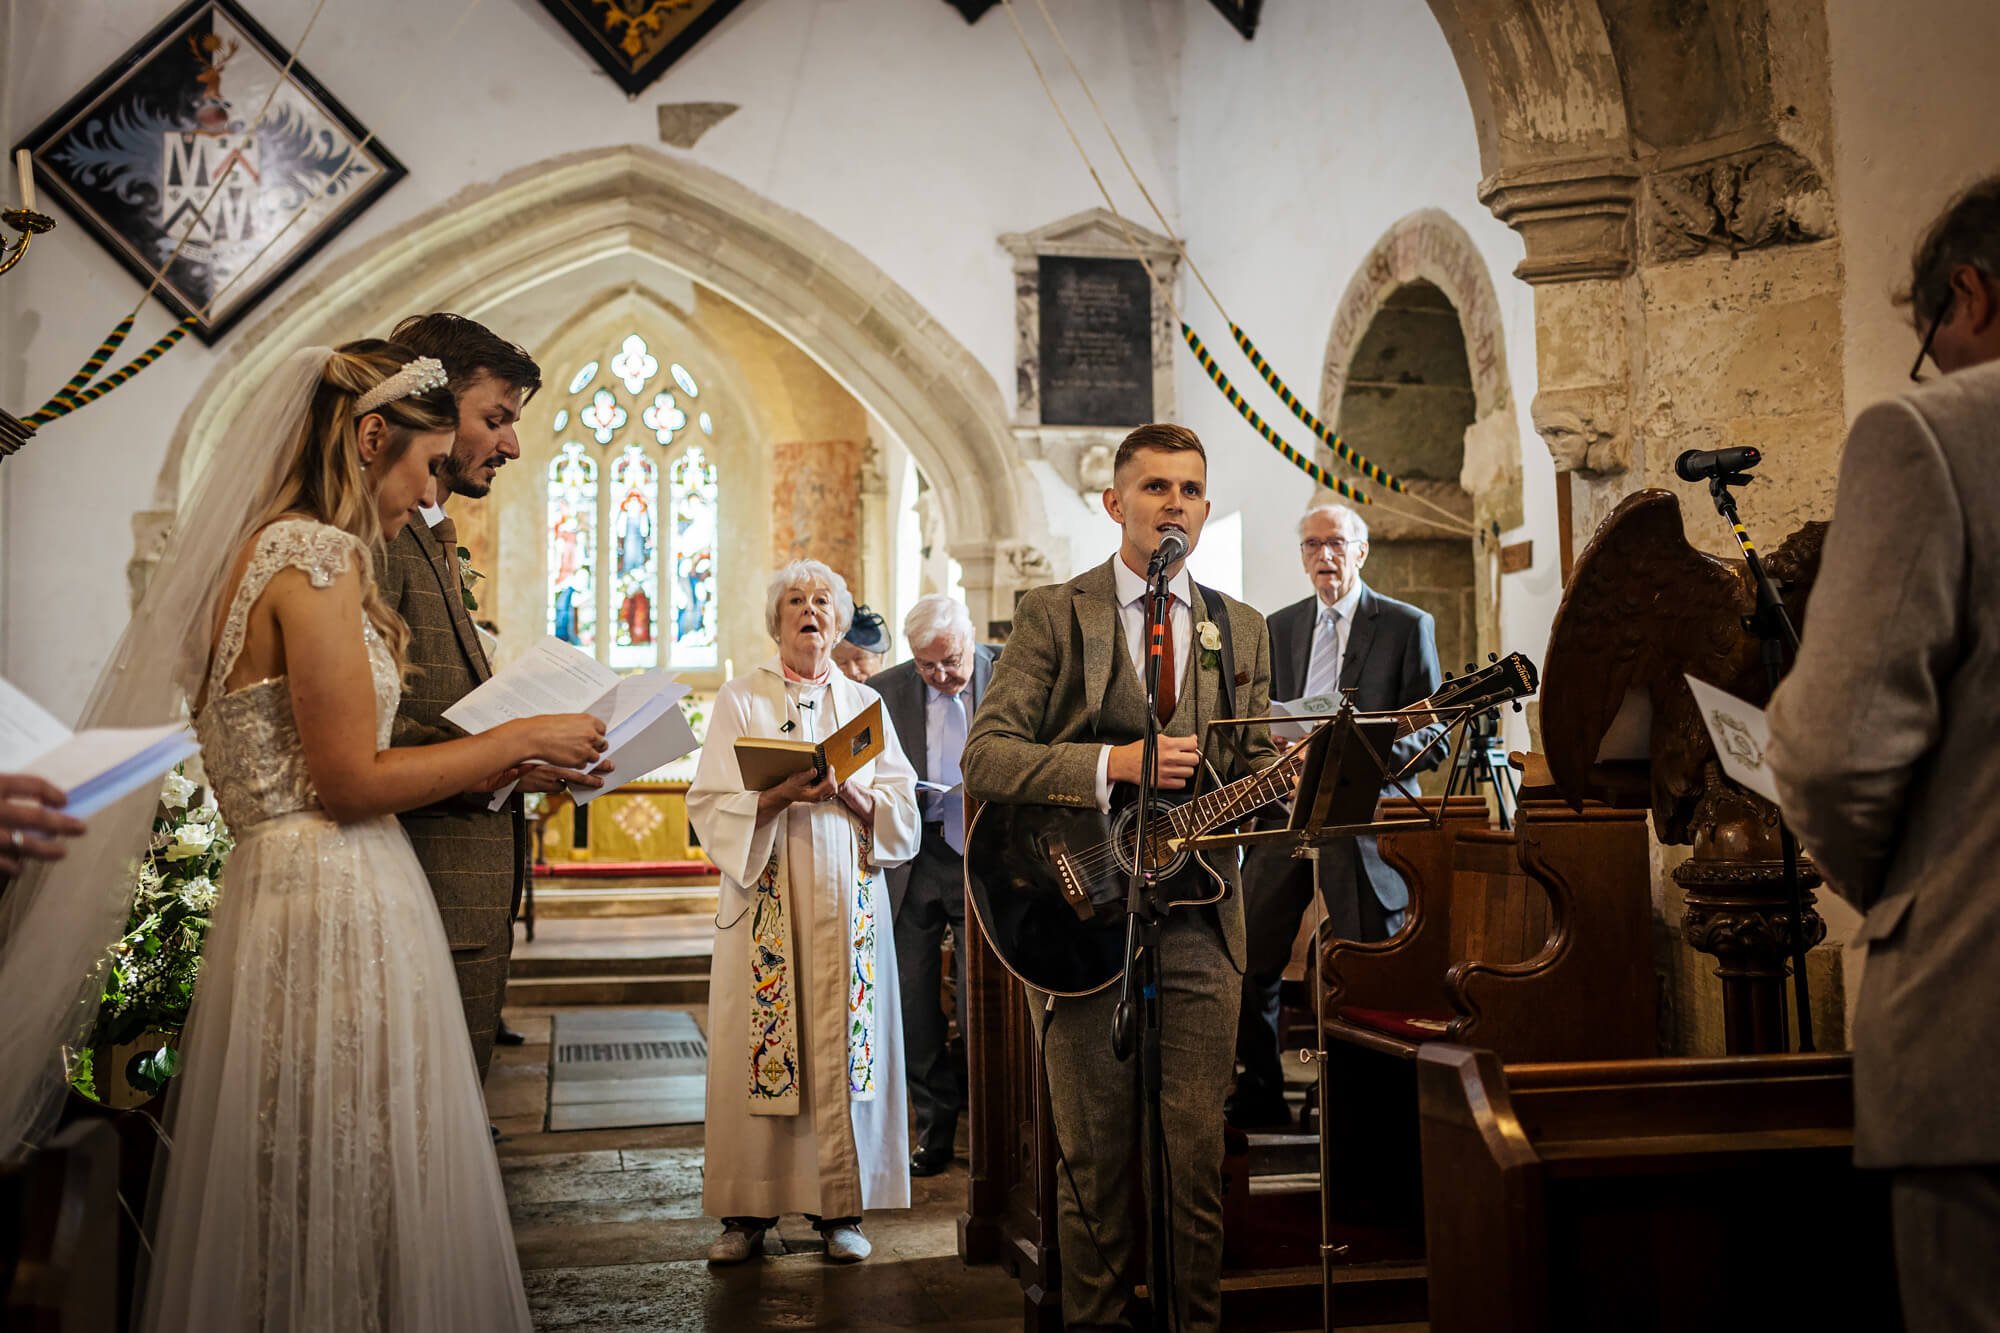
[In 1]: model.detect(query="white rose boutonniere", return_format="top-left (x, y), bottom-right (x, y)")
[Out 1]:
top-left (1196, 619), bottom-right (1222, 670)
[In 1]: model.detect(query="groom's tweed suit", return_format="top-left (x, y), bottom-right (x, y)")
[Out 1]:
top-left (378, 517), bottom-right (525, 1079)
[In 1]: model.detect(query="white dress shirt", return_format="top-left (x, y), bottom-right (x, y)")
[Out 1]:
top-left (1094, 558), bottom-right (1196, 811)
top-left (1300, 579), bottom-right (1365, 701)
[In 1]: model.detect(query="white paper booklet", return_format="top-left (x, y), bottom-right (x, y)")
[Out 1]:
top-left (1683, 674), bottom-right (1780, 805)
top-left (444, 638), bottom-right (698, 809)
top-left (0, 677), bottom-right (198, 817)
top-left (1268, 693), bottom-right (1344, 743)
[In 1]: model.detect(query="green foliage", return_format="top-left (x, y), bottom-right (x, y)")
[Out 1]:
top-left (70, 766), bottom-right (231, 1095)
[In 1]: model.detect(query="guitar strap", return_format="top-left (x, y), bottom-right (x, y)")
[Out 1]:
top-left (1194, 582), bottom-right (1240, 754)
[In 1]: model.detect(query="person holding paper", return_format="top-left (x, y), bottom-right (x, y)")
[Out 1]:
top-left (867, 595), bottom-right (995, 1177)
top-left (378, 313), bottom-right (591, 1076)
top-left (0, 774), bottom-right (85, 877)
top-left (1227, 501), bottom-right (1444, 1130)
top-left (79, 342), bottom-right (603, 1331)
top-left (1766, 178), bottom-right (2000, 1332)
top-left (690, 559), bottom-right (922, 1267)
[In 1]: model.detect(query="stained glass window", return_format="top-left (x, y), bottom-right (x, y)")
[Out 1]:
top-left (547, 442), bottom-right (597, 650)
top-left (546, 334), bottom-right (720, 674)
top-left (609, 444), bottom-right (660, 670)
top-left (670, 445), bottom-right (719, 668)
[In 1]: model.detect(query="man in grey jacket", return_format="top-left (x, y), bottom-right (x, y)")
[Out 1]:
top-left (1767, 176), bottom-right (2000, 1332)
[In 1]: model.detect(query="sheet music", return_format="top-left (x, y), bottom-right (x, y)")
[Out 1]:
top-left (444, 635), bottom-right (623, 735)
top-left (1684, 675), bottom-right (1780, 805)
top-left (1269, 693), bottom-right (1342, 743)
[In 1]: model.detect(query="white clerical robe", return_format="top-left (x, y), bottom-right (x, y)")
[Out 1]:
top-left (689, 659), bottom-right (922, 1219)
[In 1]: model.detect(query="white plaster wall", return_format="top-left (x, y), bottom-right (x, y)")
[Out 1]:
top-left (1828, 0), bottom-right (2000, 422)
top-left (2, 0), bottom-right (1180, 719)
top-left (1172, 0), bottom-right (1553, 725)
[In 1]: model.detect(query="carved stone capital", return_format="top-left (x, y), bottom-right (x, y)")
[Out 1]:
top-left (1643, 143), bottom-right (1834, 263)
top-left (1530, 384), bottom-right (1630, 477)
top-left (1478, 157), bottom-right (1641, 284)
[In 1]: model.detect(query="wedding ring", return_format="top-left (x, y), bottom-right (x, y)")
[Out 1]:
top-left (6, 830), bottom-right (22, 852)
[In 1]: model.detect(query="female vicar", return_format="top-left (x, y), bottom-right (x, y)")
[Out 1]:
top-left (690, 559), bottom-right (921, 1266)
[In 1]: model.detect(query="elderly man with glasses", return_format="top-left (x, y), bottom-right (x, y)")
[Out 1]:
top-left (867, 595), bottom-right (997, 1176)
top-left (1226, 502), bottom-right (1444, 1130)
top-left (1766, 176), bottom-right (2000, 1331)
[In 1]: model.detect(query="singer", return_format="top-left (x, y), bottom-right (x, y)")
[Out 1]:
top-left (962, 424), bottom-right (1279, 1330)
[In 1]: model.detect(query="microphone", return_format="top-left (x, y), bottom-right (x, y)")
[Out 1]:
top-left (1148, 530), bottom-right (1188, 574)
top-left (780, 700), bottom-right (816, 733)
top-left (1675, 446), bottom-right (1761, 482)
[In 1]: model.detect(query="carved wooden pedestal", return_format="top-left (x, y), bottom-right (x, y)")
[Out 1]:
top-left (1674, 782), bottom-right (1826, 1054)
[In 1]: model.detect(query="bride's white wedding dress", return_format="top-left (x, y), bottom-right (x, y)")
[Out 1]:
top-left (139, 520), bottom-right (532, 1331)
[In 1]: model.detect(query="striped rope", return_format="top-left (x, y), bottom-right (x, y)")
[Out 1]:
top-left (44, 316), bottom-right (137, 413)
top-left (1228, 323), bottom-right (1404, 494)
top-left (1182, 322), bottom-right (1367, 505)
top-left (26, 319), bottom-right (196, 427)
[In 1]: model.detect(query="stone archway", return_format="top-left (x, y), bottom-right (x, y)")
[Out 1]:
top-left (1320, 209), bottom-right (1523, 674)
top-left (142, 145), bottom-right (1037, 629)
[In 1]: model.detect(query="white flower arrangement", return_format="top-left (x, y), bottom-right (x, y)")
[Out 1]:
top-left (1196, 619), bottom-right (1222, 668)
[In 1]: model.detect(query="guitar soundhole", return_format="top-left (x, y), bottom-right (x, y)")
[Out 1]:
top-left (1109, 802), bottom-right (1183, 881)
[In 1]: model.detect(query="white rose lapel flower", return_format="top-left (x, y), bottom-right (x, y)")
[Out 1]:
top-left (1196, 619), bottom-right (1222, 670)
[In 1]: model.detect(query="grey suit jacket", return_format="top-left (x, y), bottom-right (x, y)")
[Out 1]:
top-left (378, 519), bottom-right (526, 951)
top-left (1768, 358), bottom-right (2000, 1168)
top-left (1267, 584), bottom-right (1443, 912)
top-left (869, 644), bottom-right (996, 918)
top-left (962, 558), bottom-right (1279, 970)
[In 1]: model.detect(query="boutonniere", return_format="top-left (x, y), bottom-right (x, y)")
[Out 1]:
top-left (457, 546), bottom-right (485, 613)
top-left (1196, 619), bottom-right (1222, 670)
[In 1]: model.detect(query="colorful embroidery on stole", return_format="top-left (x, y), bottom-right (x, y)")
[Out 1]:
top-left (848, 825), bottom-right (878, 1099)
top-left (747, 849), bottom-right (800, 1114)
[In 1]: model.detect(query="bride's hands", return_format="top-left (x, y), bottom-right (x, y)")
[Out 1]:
top-left (504, 714), bottom-right (608, 770)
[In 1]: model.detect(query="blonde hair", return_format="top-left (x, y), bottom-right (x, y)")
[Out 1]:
top-left (251, 339), bottom-right (457, 669)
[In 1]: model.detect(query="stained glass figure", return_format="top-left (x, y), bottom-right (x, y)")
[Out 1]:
top-left (611, 334), bottom-right (659, 395)
top-left (643, 391), bottom-right (687, 445)
top-left (670, 445), bottom-right (719, 667)
top-left (580, 387), bottom-right (627, 444)
top-left (609, 444), bottom-right (660, 669)
top-left (567, 361), bottom-right (599, 395)
top-left (547, 442), bottom-right (597, 650)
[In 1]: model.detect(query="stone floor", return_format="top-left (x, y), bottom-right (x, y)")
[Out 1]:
top-left (491, 1005), bottom-right (1023, 1332)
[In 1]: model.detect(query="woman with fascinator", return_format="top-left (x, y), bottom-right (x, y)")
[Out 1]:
top-left (0, 341), bottom-right (602, 1329)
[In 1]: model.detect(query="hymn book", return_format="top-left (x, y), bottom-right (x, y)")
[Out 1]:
top-left (0, 677), bottom-right (197, 817)
top-left (734, 700), bottom-right (885, 791)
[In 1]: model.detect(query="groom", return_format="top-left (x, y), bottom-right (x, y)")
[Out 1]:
top-left (380, 313), bottom-right (598, 1079)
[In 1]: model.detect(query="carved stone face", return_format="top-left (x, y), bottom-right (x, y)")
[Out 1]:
top-left (1531, 386), bottom-right (1629, 477)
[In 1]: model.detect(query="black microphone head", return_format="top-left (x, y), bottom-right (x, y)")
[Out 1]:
top-left (1153, 530), bottom-right (1189, 567)
top-left (1674, 449), bottom-right (1706, 483)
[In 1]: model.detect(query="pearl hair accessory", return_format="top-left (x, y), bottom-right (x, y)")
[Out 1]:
top-left (352, 356), bottom-right (449, 417)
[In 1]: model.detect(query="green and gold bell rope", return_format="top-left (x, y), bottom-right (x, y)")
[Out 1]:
top-left (1181, 321), bottom-right (1368, 505)
top-left (1227, 323), bottom-right (1405, 494)
top-left (27, 317), bottom-right (196, 427)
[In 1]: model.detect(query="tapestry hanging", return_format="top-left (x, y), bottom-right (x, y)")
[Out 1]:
top-left (14, 0), bottom-right (404, 345)
top-left (537, 0), bottom-right (749, 97)
top-left (1206, 0), bottom-right (1264, 40)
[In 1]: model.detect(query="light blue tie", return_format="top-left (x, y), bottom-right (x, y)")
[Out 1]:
top-left (937, 692), bottom-right (967, 855)
top-left (1302, 608), bottom-right (1343, 700)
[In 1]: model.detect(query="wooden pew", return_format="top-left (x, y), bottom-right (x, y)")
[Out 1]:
top-left (1318, 798), bottom-right (1655, 1238)
top-left (1416, 1045), bottom-right (1899, 1332)
top-left (0, 1119), bottom-right (121, 1332)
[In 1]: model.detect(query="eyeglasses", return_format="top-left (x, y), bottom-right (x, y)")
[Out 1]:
top-left (1299, 538), bottom-right (1355, 554)
top-left (914, 651), bottom-right (965, 676)
top-left (1911, 294), bottom-right (1953, 384)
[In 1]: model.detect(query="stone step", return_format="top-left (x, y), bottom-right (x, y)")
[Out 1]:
top-left (509, 951), bottom-right (710, 980)
top-left (1245, 1131), bottom-right (1320, 1178)
top-left (530, 884), bottom-right (719, 919)
top-left (505, 971), bottom-right (712, 1007)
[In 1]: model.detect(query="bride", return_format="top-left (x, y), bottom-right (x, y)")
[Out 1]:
top-left (0, 341), bottom-right (604, 1329)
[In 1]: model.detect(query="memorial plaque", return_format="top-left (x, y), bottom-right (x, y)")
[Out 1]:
top-left (1038, 255), bottom-right (1154, 426)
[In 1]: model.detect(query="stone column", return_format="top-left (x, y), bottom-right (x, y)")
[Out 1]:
top-left (770, 438), bottom-right (865, 587)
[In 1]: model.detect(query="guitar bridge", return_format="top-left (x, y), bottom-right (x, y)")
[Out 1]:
top-left (1048, 839), bottom-right (1095, 924)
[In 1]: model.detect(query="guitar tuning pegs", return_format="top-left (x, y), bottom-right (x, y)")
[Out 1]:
top-left (1512, 701), bottom-right (1524, 712)
top-left (1443, 671), bottom-right (1454, 681)
top-left (1465, 662), bottom-right (1477, 673)
top-left (1488, 652), bottom-right (1498, 663)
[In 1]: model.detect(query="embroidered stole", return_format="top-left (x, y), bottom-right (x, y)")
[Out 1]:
top-left (746, 818), bottom-right (880, 1116)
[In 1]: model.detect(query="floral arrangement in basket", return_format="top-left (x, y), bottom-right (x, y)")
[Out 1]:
top-left (68, 767), bottom-right (231, 1100)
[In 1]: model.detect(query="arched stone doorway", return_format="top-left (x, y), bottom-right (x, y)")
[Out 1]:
top-left (140, 145), bottom-right (1040, 631)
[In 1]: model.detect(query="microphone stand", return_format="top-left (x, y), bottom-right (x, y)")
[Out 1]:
top-left (1112, 548), bottom-right (1176, 1333)
top-left (1701, 469), bottom-right (1814, 1052)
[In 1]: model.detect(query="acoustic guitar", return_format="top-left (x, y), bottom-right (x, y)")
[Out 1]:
top-left (963, 653), bottom-right (1540, 996)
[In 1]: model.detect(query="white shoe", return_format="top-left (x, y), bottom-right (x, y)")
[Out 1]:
top-left (823, 1225), bottom-right (871, 1263)
top-left (707, 1226), bottom-right (763, 1264)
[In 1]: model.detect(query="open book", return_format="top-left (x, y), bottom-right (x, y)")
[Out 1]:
top-left (0, 677), bottom-right (197, 817)
top-left (735, 700), bottom-right (885, 791)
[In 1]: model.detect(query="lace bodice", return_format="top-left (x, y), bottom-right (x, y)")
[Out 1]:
top-left (194, 520), bottom-right (398, 831)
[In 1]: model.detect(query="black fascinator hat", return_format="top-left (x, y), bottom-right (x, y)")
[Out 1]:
top-left (845, 605), bottom-right (890, 654)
